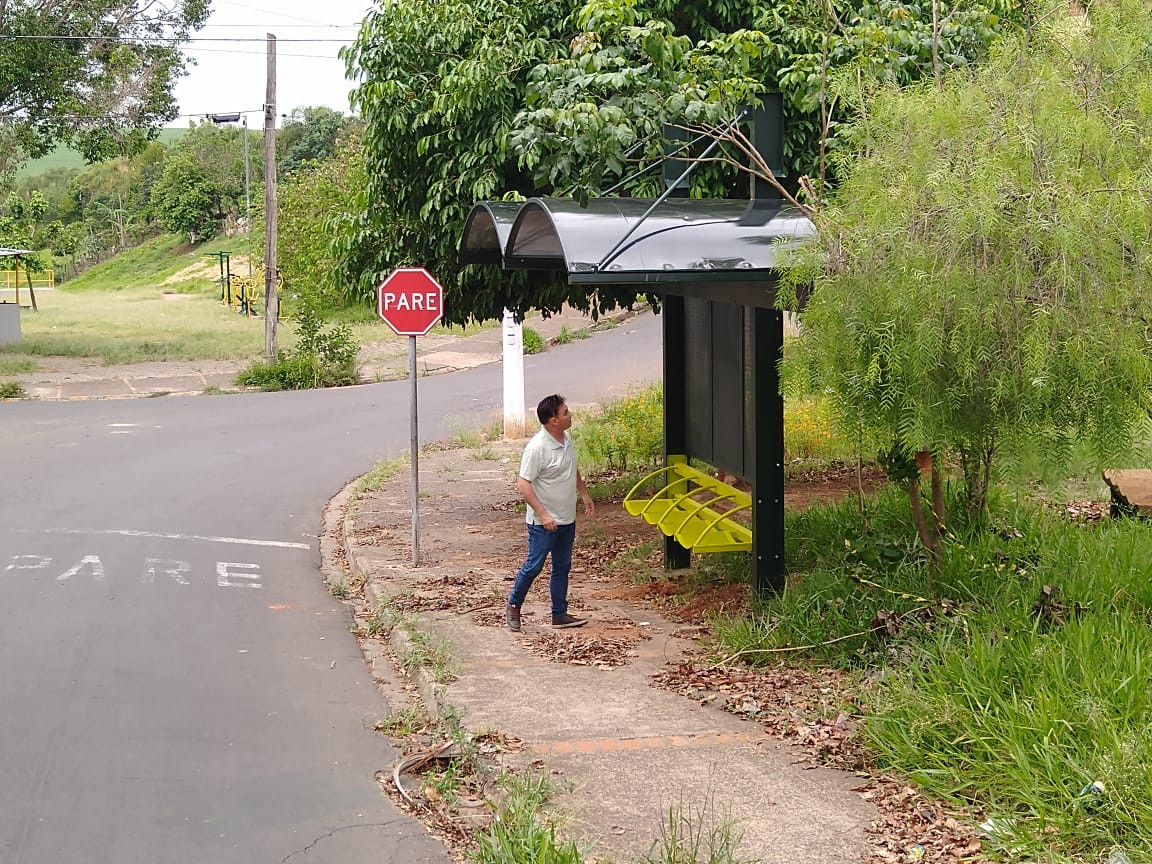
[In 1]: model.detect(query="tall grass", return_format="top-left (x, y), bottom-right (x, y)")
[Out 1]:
top-left (713, 484), bottom-right (1152, 861)
top-left (574, 387), bottom-right (858, 473)
top-left (471, 773), bottom-right (583, 864)
top-left (574, 385), bottom-right (664, 471)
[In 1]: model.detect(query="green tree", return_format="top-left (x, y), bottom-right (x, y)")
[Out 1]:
top-left (270, 128), bottom-right (366, 309)
top-left (340, 0), bottom-right (1017, 325)
top-left (0, 0), bottom-right (210, 180)
top-left (150, 154), bottom-right (221, 242)
top-left (782, 0), bottom-right (1152, 563)
top-left (149, 122), bottom-right (250, 241)
top-left (514, 0), bottom-right (1017, 200)
top-left (341, 0), bottom-right (602, 324)
top-left (278, 106), bottom-right (351, 178)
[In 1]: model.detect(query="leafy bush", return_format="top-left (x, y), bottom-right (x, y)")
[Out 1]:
top-left (574, 385), bottom-right (663, 471)
top-left (0, 381), bottom-right (25, 399)
top-left (236, 300), bottom-right (359, 390)
top-left (522, 325), bottom-right (544, 355)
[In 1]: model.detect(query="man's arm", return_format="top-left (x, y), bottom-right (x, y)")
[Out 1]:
top-left (576, 470), bottom-right (595, 518)
top-left (517, 476), bottom-right (558, 531)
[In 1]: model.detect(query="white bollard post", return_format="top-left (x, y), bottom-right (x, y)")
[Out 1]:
top-left (502, 308), bottom-right (525, 439)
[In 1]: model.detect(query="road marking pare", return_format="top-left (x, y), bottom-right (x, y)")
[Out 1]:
top-left (10, 527), bottom-right (309, 550)
top-left (4, 554), bottom-right (262, 588)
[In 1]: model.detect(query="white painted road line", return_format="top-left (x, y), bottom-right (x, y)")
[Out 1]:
top-left (8, 527), bottom-right (311, 550)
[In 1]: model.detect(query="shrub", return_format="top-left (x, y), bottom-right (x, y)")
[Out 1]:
top-left (574, 385), bottom-right (663, 471)
top-left (236, 299), bottom-right (359, 390)
top-left (522, 326), bottom-right (544, 354)
top-left (0, 381), bottom-right (25, 399)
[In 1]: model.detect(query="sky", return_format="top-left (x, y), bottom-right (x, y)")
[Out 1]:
top-left (168, 0), bottom-right (373, 128)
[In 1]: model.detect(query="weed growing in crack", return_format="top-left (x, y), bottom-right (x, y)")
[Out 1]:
top-left (353, 456), bottom-right (407, 499)
top-left (402, 628), bottom-right (456, 684)
top-left (471, 772), bottom-right (583, 864)
top-left (642, 793), bottom-right (752, 864)
top-left (376, 704), bottom-right (432, 738)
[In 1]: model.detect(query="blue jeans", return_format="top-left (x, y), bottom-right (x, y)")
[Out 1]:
top-left (508, 522), bottom-right (576, 617)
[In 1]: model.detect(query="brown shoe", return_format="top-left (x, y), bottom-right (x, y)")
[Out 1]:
top-left (506, 604), bottom-right (522, 632)
top-left (551, 613), bottom-right (587, 629)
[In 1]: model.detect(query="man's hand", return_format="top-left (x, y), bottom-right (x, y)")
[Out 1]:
top-left (539, 511), bottom-right (558, 531)
top-left (582, 493), bottom-right (595, 518)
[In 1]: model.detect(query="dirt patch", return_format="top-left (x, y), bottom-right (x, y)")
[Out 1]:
top-left (163, 258), bottom-right (224, 285)
top-left (786, 461), bottom-right (888, 510)
top-left (350, 441), bottom-right (885, 662)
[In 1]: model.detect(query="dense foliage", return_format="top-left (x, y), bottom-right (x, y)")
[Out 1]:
top-left (340, 0), bottom-right (580, 324)
top-left (3, 106), bottom-right (344, 277)
top-left (340, 0), bottom-right (1019, 324)
top-left (0, 0), bottom-right (210, 180)
top-left (261, 128), bottom-right (366, 309)
top-left (781, 0), bottom-right (1152, 550)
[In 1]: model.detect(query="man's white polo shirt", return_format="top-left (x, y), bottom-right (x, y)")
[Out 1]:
top-left (519, 427), bottom-right (577, 526)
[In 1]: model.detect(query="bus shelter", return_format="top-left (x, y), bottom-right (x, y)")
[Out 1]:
top-left (459, 195), bottom-right (815, 596)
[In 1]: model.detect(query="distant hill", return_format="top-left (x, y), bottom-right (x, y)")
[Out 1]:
top-left (14, 128), bottom-right (190, 179)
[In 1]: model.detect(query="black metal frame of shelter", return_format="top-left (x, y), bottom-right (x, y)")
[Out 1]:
top-left (459, 117), bottom-right (815, 595)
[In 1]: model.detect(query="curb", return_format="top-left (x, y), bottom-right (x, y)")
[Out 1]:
top-left (11, 305), bottom-right (646, 402)
top-left (334, 472), bottom-right (455, 724)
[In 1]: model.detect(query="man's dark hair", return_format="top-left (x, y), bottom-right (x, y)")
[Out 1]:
top-left (537, 394), bottom-right (566, 425)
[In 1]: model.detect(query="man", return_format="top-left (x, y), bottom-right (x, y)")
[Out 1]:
top-left (506, 394), bottom-right (595, 632)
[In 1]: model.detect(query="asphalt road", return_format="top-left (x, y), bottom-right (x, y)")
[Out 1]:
top-left (0, 311), bottom-right (662, 864)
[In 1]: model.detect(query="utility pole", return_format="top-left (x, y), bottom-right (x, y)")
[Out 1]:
top-left (242, 116), bottom-right (251, 240)
top-left (263, 33), bottom-right (279, 360)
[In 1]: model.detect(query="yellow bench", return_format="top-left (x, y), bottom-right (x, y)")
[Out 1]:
top-left (623, 458), bottom-right (752, 553)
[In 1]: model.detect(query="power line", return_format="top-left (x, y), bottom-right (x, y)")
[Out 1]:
top-left (198, 22), bottom-right (362, 28)
top-left (215, 0), bottom-right (357, 28)
top-left (0, 34), bottom-right (353, 43)
top-left (183, 45), bottom-right (346, 59)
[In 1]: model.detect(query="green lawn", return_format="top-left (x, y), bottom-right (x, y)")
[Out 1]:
top-left (15, 129), bottom-right (189, 179)
top-left (3, 232), bottom-right (495, 365)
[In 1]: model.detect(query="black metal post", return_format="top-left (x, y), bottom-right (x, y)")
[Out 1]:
top-left (751, 306), bottom-right (786, 595)
top-left (662, 295), bottom-right (692, 570)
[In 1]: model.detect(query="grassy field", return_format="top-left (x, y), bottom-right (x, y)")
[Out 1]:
top-left (15, 129), bottom-right (189, 179)
top-left (2, 232), bottom-right (488, 365)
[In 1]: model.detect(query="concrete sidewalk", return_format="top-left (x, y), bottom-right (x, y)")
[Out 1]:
top-left (4, 306), bottom-right (628, 402)
top-left (337, 439), bottom-right (873, 862)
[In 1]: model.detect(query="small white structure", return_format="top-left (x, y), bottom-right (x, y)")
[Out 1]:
top-left (502, 308), bottom-right (526, 438)
top-left (0, 246), bottom-right (37, 345)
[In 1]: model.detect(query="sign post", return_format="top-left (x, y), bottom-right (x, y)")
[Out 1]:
top-left (378, 267), bottom-right (445, 565)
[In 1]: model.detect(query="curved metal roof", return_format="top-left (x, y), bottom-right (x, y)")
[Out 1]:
top-left (458, 202), bottom-right (522, 267)
top-left (459, 197), bottom-right (816, 285)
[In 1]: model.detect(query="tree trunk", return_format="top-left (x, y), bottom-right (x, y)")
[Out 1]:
top-left (907, 475), bottom-right (942, 572)
top-left (931, 451), bottom-right (947, 534)
top-left (959, 442), bottom-right (995, 527)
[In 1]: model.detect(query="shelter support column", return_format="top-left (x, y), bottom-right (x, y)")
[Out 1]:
top-left (751, 307), bottom-right (786, 596)
top-left (662, 295), bottom-right (691, 570)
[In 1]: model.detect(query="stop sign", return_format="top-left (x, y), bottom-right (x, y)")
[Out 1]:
top-left (377, 267), bottom-right (445, 336)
